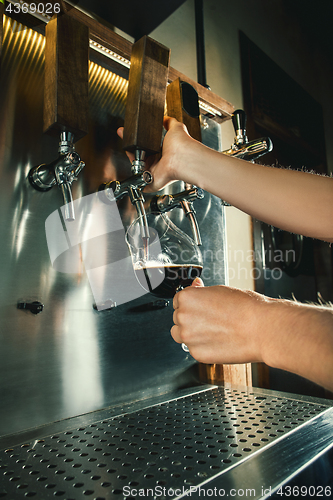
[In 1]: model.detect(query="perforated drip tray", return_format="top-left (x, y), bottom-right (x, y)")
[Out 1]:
top-left (1, 386), bottom-right (333, 499)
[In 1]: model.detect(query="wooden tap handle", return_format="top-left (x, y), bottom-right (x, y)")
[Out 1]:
top-left (123, 36), bottom-right (170, 156)
top-left (44, 13), bottom-right (89, 141)
top-left (166, 78), bottom-right (202, 142)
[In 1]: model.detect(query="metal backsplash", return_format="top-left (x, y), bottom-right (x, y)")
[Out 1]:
top-left (0, 17), bottom-right (227, 437)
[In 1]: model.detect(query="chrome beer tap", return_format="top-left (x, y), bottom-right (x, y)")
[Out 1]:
top-left (222, 109), bottom-right (273, 160)
top-left (150, 186), bottom-right (204, 246)
top-left (28, 132), bottom-right (85, 221)
top-left (99, 155), bottom-right (153, 240)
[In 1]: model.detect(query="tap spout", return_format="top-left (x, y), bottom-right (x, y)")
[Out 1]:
top-left (59, 182), bottom-right (75, 221)
top-left (128, 186), bottom-right (150, 241)
top-left (180, 200), bottom-right (202, 246)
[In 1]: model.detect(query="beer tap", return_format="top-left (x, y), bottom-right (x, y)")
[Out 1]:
top-left (222, 109), bottom-right (273, 160)
top-left (99, 36), bottom-right (170, 240)
top-left (28, 13), bottom-right (89, 221)
top-left (150, 79), bottom-right (204, 246)
top-left (99, 167), bottom-right (153, 240)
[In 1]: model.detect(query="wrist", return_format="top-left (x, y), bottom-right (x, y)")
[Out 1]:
top-left (260, 298), bottom-right (333, 389)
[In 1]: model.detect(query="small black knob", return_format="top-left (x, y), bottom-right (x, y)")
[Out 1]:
top-left (232, 109), bottom-right (247, 133)
top-left (17, 301), bottom-right (44, 314)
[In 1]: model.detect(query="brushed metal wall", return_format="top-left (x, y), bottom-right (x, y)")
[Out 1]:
top-left (0, 17), bottom-right (227, 437)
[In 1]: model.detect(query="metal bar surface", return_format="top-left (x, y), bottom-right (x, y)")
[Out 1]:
top-left (176, 407), bottom-right (333, 499)
top-left (1, 386), bottom-right (332, 499)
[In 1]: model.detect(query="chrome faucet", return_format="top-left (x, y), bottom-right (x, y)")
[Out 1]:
top-left (28, 132), bottom-right (85, 221)
top-left (150, 185), bottom-right (204, 246)
top-left (99, 149), bottom-right (153, 240)
top-left (223, 109), bottom-right (273, 160)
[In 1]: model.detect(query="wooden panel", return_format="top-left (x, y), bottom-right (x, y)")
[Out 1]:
top-left (199, 363), bottom-right (252, 387)
top-left (168, 67), bottom-right (234, 123)
top-left (166, 78), bottom-right (201, 141)
top-left (44, 13), bottom-right (89, 140)
top-left (122, 36), bottom-right (170, 155)
top-left (65, 4), bottom-right (234, 123)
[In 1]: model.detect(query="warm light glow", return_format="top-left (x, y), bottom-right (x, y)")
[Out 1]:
top-left (89, 61), bottom-right (128, 117)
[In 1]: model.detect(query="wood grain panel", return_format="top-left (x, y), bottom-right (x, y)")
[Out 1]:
top-left (44, 13), bottom-right (89, 140)
top-left (122, 35), bottom-right (170, 155)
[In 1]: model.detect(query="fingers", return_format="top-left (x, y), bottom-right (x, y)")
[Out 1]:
top-left (116, 127), bottom-right (135, 163)
top-left (163, 116), bottom-right (189, 135)
top-left (172, 285), bottom-right (203, 349)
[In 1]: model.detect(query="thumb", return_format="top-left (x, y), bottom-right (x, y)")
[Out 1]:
top-left (191, 277), bottom-right (204, 287)
top-left (117, 127), bottom-right (124, 139)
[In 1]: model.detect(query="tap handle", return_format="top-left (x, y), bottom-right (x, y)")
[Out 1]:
top-left (122, 36), bottom-right (170, 158)
top-left (44, 13), bottom-right (89, 141)
top-left (232, 109), bottom-right (246, 132)
top-left (232, 109), bottom-right (248, 145)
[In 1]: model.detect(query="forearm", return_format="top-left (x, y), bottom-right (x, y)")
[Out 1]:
top-left (261, 298), bottom-right (333, 391)
top-left (179, 141), bottom-right (333, 242)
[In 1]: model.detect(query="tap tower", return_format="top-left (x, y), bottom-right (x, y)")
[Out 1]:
top-left (99, 36), bottom-right (170, 240)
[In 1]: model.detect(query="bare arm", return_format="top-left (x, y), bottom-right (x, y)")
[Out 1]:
top-left (172, 279), bottom-right (333, 392)
top-left (119, 117), bottom-right (333, 242)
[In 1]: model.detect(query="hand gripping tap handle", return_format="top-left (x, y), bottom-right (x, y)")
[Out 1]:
top-left (165, 78), bottom-right (203, 246)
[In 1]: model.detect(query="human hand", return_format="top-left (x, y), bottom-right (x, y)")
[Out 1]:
top-left (171, 278), bottom-right (269, 365)
top-left (117, 116), bottom-right (203, 192)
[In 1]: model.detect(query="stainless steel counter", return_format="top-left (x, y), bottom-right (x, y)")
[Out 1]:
top-left (1, 385), bottom-right (332, 499)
